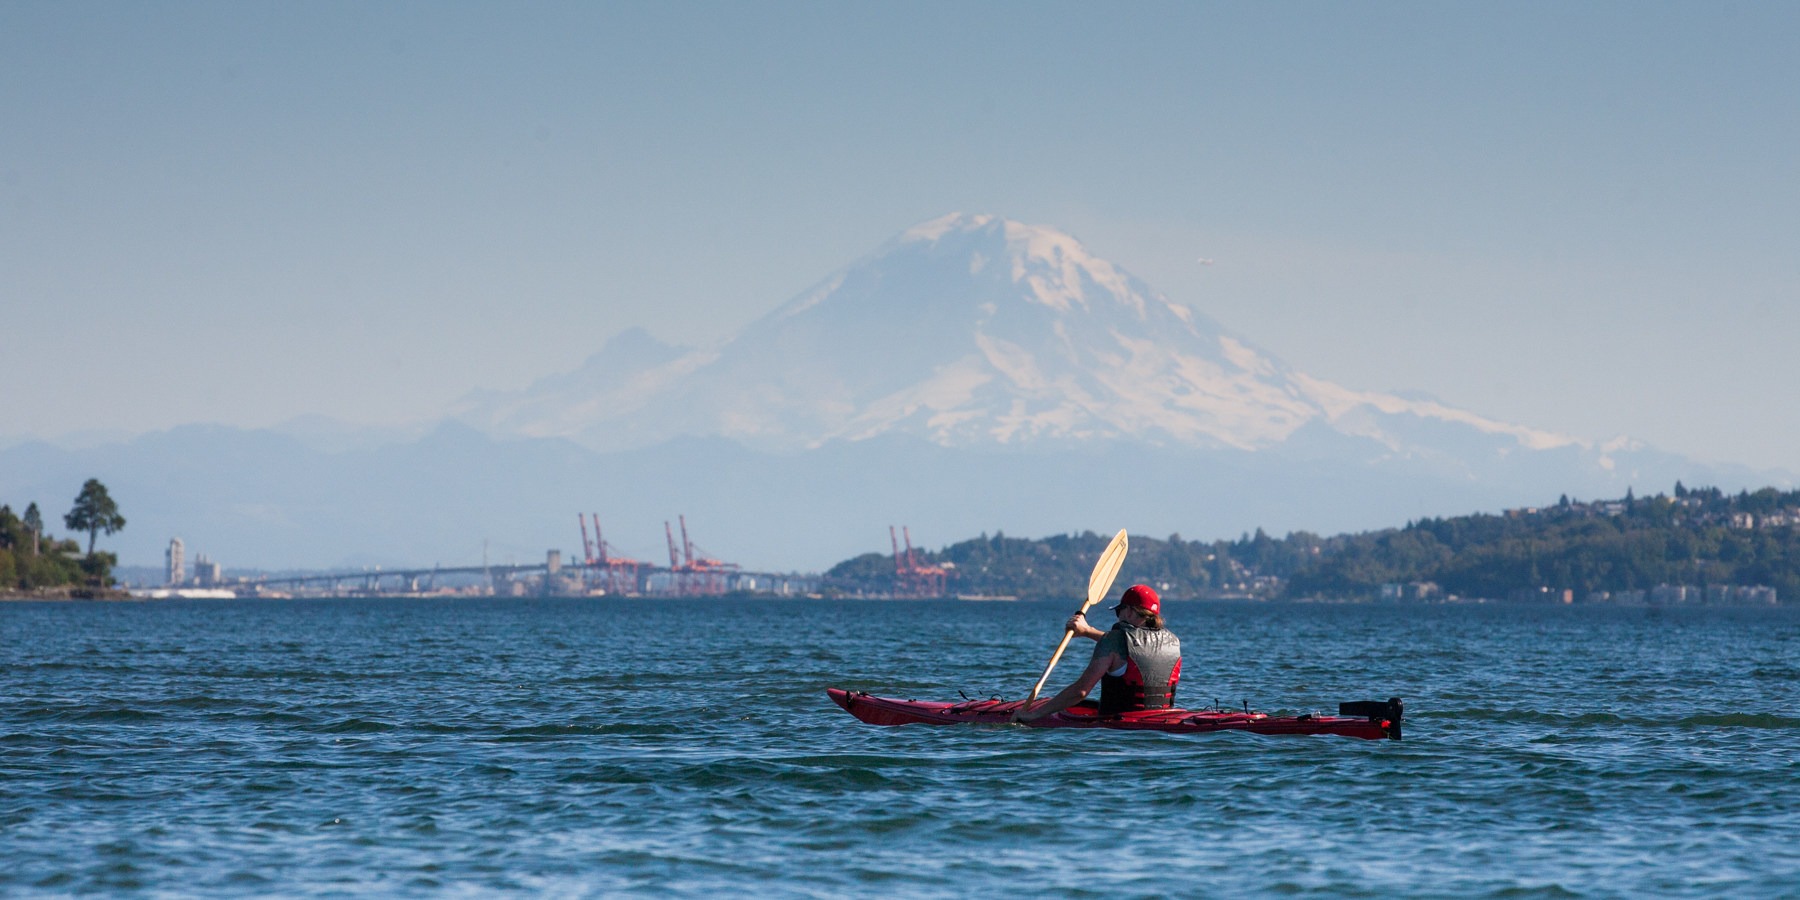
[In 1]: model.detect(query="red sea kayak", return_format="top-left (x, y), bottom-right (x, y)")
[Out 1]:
top-left (827, 688), bottom-right (1403, 740)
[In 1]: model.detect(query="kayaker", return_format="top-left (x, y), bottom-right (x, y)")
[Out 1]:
top-left (1012, 584), bottom-right (1181, 723)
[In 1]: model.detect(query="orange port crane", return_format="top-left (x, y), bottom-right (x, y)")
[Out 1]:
top-left (578, 513), bottom-right (642, 594)
top-left (663, 515), bottom-right (740, 595)
top-left (891, 526), bottom-right (949, 598)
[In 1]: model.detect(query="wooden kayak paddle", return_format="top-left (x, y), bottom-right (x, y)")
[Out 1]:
top-left (1022, 529), bottom-right (1129, 711)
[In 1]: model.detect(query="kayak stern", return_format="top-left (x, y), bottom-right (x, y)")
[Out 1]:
top-left (1338, 697), bottom-right (1405, 740)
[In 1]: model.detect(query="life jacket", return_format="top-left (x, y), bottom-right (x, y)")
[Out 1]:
top-left (1097, 623), bottom-right (1181, 715)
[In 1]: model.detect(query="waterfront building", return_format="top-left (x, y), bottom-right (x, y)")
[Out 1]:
top-left (192, 553), bottom-right (223, 587)
top-left (166, 538), bottom-right (185, 586)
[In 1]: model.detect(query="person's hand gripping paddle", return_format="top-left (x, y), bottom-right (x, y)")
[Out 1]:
top-left (1020, 529), bottom-right (1129, 716)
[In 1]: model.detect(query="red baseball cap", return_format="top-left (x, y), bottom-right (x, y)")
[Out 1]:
top-left (1112, 584), bottom-right (1161, 616)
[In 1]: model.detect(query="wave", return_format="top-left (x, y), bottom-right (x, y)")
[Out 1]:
top-left (493, 723), bottom-right (683, 740)
top-left (1423, 708), bottom-right (1800, 730)
top-left (1674, 713), bottom-right (1800, 729)
top-left (319, 717), bottom-right (396, 733)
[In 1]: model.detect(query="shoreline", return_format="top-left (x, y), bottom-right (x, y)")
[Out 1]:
top-left (0, 587), bottom-right (133, 601)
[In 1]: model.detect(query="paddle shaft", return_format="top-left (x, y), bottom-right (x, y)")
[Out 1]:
top-left (1023, 529), bottom-right (1128, 709)
top-left (1027, 630), bottom-right (1079, 704)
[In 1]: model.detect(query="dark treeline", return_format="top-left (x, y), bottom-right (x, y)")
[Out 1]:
top-left (1288, 484), bottom-right (1800, 600)
top-left (0, 506), bottom-right (98, 591)
top-left (828, 484), bottom-right (1800, 600)
top-left (1, 479), bottom-right (124, 594)
top-left (828, 527), bottom-right (1321, 599)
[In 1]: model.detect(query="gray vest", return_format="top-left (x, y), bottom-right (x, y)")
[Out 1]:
top-left (1098, 623), bottom-right (1182, 714)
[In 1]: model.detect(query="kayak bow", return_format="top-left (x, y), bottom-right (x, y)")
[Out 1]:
top-left (827, 688), bottom-right (1403, 740)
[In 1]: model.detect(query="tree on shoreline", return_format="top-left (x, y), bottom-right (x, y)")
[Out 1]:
top-left (23, 503), bottom-right (43, 556)
top-left (64, 479), bottom-right (125, 556)
top-left (1, 500), bottom-right (86, 592)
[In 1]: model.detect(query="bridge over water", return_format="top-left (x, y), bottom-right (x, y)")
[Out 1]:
top-left (246, 559), bottom-right (820, 597)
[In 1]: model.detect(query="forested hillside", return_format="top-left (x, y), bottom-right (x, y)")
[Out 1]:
top-left (827, 484), bottom-right (1800, 602)
top-left (0, 505), bottom-right (105, 593)
top-left (1, 479), bottom-right (123, 595)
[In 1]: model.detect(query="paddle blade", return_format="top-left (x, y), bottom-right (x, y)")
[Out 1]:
top-left (1084, 529), bottom-right (1129, 611)
top-left (1026, 529), bottom-right (1130, 712)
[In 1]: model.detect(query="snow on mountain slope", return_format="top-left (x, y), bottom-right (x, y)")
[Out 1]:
top-left (456, 213), bottom-right (1579, 459)
top-left (20, 214), bottom-right (1778, 571)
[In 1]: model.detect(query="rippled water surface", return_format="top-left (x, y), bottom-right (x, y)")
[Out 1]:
top-left (3, 598), bottom-right (1798, 896)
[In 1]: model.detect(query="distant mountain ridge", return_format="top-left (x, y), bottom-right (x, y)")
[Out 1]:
top-left (5, 213), bottom-right (1787, 572)
top-left (454, 213), bottom-right (1582, 466)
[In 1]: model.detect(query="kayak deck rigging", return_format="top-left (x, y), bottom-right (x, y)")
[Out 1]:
top-left (827, 688), bottom-right (1402, 740)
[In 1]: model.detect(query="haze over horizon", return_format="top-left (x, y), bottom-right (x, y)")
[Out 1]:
top-left (6, 3), bottom-right (1800, 474)
top-left (3, 210), bottom-right (1775, 574)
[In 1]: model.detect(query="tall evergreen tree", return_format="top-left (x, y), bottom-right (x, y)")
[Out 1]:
top-left (64, 479), bottom-right (125, 555)
top-left (22, 502), bottom-right (43, 556)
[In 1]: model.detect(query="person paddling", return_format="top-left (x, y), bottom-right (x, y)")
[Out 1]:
top-left (1012, 584), bottom-right (1181, 723)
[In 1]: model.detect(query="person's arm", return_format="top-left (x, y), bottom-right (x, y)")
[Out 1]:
top-left (1065, 612), bottom-right (1106, 642)
top-left (1012, 651), bottom-right (1116, 723)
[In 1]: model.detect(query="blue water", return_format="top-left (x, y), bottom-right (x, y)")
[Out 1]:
top-left (3, 599), bottom-right (1797, 897)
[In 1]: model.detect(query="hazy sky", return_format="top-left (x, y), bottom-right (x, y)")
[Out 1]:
top-left (5, 2), bottom-right (1798, 471)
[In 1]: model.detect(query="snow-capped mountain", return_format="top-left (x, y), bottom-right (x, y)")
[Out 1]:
top-left (14, 213), bottom-right (1772, 573)
top-left (457, 213), bottom-right (1584, 466)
